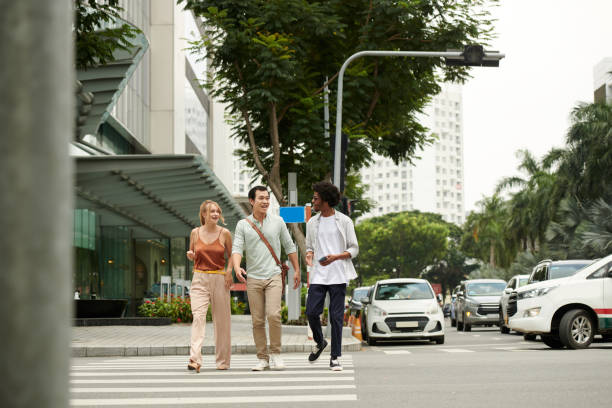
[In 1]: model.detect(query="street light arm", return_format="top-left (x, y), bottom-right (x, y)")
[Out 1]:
top-left (332, 49), bottom-right (504, 188)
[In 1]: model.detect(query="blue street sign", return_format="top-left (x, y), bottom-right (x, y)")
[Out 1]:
top-left (279, 206), bottom-right (305, 223)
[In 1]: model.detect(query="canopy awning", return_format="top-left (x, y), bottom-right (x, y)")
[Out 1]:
top-left (75, 155), bottom-right (246, 238)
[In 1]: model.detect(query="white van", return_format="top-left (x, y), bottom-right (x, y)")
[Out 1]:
top-left (509, 254), bottom-right (612, 349)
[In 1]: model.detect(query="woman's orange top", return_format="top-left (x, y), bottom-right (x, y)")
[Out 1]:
top-left (193, 228), bottom-right (226, 273)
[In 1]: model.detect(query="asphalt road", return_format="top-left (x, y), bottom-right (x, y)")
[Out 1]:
top-left (70, 320), bottom-right (612, 407)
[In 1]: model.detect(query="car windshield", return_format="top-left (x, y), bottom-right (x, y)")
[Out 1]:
top-left (353, 288), bottom-right (369, 301)
top-left (466, 282), bottom-right (506, 296)
top-left (375, 282), bottom-right (433, 300)
top-left (549, 263), bottom-right (591, 280)
top-left (518, 278), bottom-right (529, 287)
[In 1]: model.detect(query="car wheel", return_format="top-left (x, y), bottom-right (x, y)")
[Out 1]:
top-left (457, 317), bottom-right (464, 331)
top-left (367, 336), bottom-right (377, 346)
top-left (559, 309), bottom-right (594, 349)
top-left (451, 318), bottom-right (456, 327)
top-left (433, 335), bottom-right (444, 345)
top-left (464, 323), bottom-right (472, 332)
top-left (541, 334), bottom-right (564, 349)
top-left (523, 333), bottom-right (537, 341)
top-left (500, 324), bottom-right (510, 334)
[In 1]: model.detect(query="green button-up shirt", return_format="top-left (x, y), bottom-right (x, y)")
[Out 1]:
top-left (232, 213), bottom-right (297, 280)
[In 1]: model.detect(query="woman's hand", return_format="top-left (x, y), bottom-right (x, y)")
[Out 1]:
top-left (186, 250), bottom-right (195, 261)
top-left (224, 271), bottom-right (233, 290)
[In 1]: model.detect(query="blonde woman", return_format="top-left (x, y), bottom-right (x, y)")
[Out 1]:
top-left (186, 200), bottom-right (233, 372)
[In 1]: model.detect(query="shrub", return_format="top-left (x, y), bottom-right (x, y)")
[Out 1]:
top-left (138, 295), bottom-right (246, 323)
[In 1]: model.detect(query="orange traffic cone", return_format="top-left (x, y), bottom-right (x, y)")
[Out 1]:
top-left (352, 315), bottom-right (363, 341)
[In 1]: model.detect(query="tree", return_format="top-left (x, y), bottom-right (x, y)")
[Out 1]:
top-left (182, 0), bottom-right (498, 256)
top-left (461, 194), bottom-right (514, 268)
top-left (547, 103), bottom-right (612, 204)
top-left (496, 149), bottom-right (557, 254)
top-left (74, 0), bottom-right (140, 69)
top-left (422, 242), bottom-right (478, 297)
top-left (356, 212), bottom-right (450, 280)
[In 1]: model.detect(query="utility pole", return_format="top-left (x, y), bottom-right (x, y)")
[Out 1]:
top-left (0, 1), bottom-right (73, 407)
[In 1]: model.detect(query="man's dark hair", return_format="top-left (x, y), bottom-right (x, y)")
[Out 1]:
top-left (248, 185), bottom-right (269, 201)
top-left (312, 181), bottom-right (340, 207)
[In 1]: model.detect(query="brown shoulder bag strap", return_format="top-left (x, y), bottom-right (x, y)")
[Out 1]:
top-left (245, 218), bottom-right (282, 266)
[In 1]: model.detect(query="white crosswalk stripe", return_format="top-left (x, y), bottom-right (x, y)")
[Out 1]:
top-left (70, 354), bottom-right (357, 406)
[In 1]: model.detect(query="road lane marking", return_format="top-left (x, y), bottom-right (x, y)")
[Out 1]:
top-left (438, 349), bottom-right (474, 353)
top-left (70, 394), bottom-right (358, 406)
top-left (71, 364), bottom-right (354, 370)
top-left (383, 350), bottom-right (411, 355)
top-left (71, 377), bottom-right (355, 384)
top-left (71, 369), bottom-right (354, 377)
top-left (71, 384), bottom-right (356, 393)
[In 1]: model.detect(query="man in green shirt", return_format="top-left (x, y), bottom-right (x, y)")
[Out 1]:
top-left (232, 186), bottom-right (300, 371)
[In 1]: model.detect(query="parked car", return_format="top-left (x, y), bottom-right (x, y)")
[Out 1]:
top-left (450, 285), bottom-right (460, 327)
top-left (348, 286), bottom-right (371, 314)
top-left (499, 274), bottom-right (529, 334)
top-left (361, 278), bottom-right (444, 346)
top-left (508, 254), bottom-right (612, 349)
top-left (455, 279), bottom-right (507, 331)
top-left (506, 259), bottom-right (594, 340)
top-left (442, 303), bottom-right (451, 318)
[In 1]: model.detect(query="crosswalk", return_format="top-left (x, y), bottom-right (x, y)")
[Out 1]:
top-left (379, 344), bottom-right (542, 355)
top-left (70, 354), bottom-right (357, 406)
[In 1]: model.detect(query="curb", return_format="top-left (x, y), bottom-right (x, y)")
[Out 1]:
top-left (71, 337), bottom-right (362, 358)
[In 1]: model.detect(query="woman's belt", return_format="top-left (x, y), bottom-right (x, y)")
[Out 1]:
top-left (194, 269), bottom-right (225, 274)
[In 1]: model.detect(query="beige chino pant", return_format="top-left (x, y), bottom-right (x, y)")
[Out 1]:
top-left (189, 272), bottom-right (231, 369)
top-left (246, 274), bottom-right (282, 360)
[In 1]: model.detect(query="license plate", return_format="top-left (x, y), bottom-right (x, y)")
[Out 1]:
top-left (489, 314), bottom-right (499, 319)
top-left (396, 321), bottom-right (418, 328)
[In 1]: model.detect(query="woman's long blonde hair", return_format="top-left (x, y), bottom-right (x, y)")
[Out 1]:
top-left (199, 200), bottom-right (225, 225)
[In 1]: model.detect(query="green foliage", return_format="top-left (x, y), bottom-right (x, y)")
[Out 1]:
top-left (462, 101), bottom-right (612, 275)
top-left (181, 0), bottom-right (498, 202)
top-left (74, 0), bottom-right (140, 69)
top-left (138, 296), bottom-right (195, 323)
top-left (138, 296), bottom-right (246, 323)
top-left (356, 211), bottom-right (450, 280)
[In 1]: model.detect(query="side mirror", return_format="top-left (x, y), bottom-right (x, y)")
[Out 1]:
top-left (504, 288), bottom-right (513, 294)
top-left (436, 293), bottom-right (443, 302)
top-left (457, 291), bottom-right (464, 297)
top-left (361, 297), bottom-right (371, 305)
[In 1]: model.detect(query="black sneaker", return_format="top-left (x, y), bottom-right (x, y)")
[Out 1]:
top-left (308, 339), bottom-right (328, 362)
top-left (330, 357), bottom-right (342, 371)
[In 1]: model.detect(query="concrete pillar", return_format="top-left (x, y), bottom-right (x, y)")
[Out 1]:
top-left (0, 1), bottom-right (73, 407)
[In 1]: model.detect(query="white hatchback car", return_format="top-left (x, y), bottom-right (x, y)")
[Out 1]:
top-left (508, 254), bottom-right (612, 349)
top-left (361, 278), bottom-right (445, 346)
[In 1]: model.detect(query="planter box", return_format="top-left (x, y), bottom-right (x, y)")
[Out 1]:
top-left (75, 299), bottom-right (128, 318)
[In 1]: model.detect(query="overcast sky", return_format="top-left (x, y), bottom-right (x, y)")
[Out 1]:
top-left (462, 0), bottom-right (612, 212)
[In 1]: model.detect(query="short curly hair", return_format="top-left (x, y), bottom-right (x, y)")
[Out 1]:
top-left (312, 181), bottom-right (340, 207)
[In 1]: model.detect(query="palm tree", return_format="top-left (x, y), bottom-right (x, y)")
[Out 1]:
top-left (468, 194), bottom-right (514, 268)
top-left (496, 149), bottom-right (557, 254)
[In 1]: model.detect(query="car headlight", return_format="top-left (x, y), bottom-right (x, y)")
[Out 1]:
top-left (518, 285), bottom-right (558, 300)
top-left (369, 305), bottom-right (387, 317)
top-left (426, 304), bottom-right (440, 315)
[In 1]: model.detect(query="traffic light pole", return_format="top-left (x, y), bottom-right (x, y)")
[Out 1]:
top-left (332, 49), bottom-right (504, 188)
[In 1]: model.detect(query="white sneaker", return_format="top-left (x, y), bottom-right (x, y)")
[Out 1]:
top-left (251, 359), bottom-right (270, 371)
top-left (330, 358), bottom-right (343, 371)
top-left (269, 354), bottom-right (285, 370)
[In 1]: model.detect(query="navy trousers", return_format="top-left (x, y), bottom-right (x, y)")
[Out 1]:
top-left (306, 283), bottom-right (347, 359)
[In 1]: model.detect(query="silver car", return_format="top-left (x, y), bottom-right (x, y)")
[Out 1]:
top-left (455, 279), bottom-right (507, 331)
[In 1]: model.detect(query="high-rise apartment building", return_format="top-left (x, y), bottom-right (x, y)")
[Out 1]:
top-left (593, 58), bottom-right (612, 103)
top-left (360, 83), bottom-right (465, 224)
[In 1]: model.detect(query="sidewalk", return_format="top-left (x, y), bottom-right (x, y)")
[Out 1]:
top-left (71, 315), bottom-right (361, 357)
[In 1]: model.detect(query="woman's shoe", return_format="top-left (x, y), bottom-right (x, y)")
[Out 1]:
top-left (187, 360), bottom-right (201, 373)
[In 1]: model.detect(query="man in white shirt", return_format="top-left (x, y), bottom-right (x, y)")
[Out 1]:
top-left (305, 181), bottom-right (359, 371)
